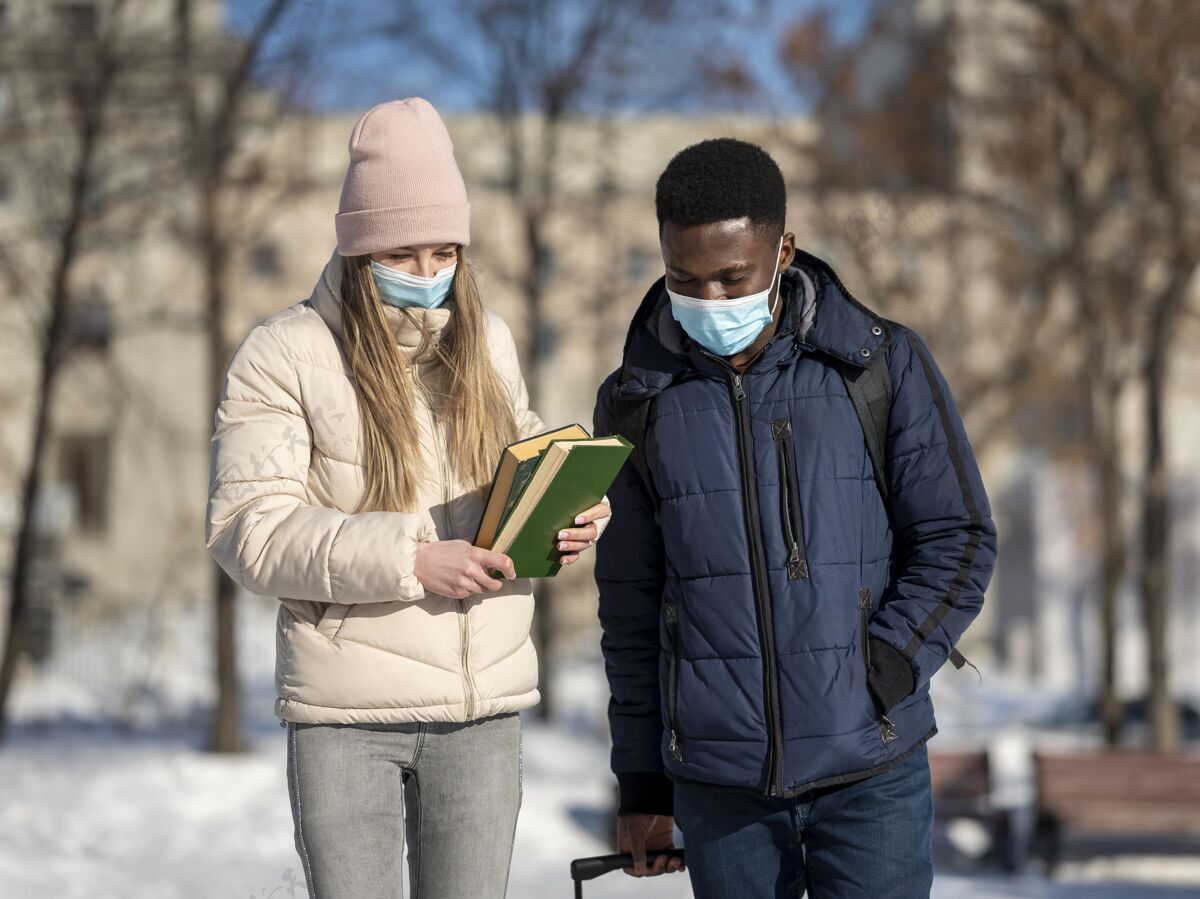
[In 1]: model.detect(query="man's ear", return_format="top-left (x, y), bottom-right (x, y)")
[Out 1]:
top-left (780, 232), bottom-right (796, 271)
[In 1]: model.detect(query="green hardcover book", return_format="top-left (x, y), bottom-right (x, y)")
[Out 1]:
top-left (496, 455), bottom-right (542, 535)
top-left (475, 427), bottom-right (592, 549)
top-left (474, 424), bottom-right (590, 550)
top-left (490, 435), bottom-right (633, 578)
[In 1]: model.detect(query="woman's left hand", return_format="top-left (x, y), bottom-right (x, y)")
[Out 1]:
top-left (554, 501), bottom-right (611, 565)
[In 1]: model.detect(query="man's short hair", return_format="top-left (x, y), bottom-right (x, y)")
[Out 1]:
top-left (655, 138), bottom-right (786, 237)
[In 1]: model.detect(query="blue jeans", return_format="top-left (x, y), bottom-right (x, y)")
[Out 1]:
top-left (674, 741), bottom-right (933, 899)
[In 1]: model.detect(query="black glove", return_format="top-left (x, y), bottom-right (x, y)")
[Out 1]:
top-left (867, 638), bottom-right (915, 714)
top-left (617, 771), bottom-right (675, 817)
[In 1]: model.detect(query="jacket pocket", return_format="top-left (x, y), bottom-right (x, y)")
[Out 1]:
top-left (315, 603), bottom-right (350, 640)
top-left (772, 419), bottom-right (809, 580)
top-left (860, 586), bottom-right (899, 744)
top-left (665, 598), bottom-right (683, 762)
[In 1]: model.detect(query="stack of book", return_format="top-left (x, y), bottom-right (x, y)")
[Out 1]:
top-left (474, 424), bottom-right (632, 578)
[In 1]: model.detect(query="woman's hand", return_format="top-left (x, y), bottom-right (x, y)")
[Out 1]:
top-left (414, 540), bottom-right (516, 598)
top-left (554, 501), bottom-right (611, 566)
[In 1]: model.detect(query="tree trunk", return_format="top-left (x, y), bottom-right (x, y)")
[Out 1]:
top-left (1090, 376), bottom-right (1125, 746)
top-left (211, 568), bottom-right (240, 751)
top-left (0, 90), bottom-right (106, 742)
top-left (203, 193), bottom-right (243, 753)
top-left (1140, 341), bottom-right (1179, 753)
top-left (523, 207), bottom-right (556, 722)
top-left (0, 350), bottom-right (61, 744)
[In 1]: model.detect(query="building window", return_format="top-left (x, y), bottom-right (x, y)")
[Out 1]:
top-left (0, 172), bottom-right (9, 205)
top-left (239, 157), bottom-right (266, 186)
top-left (625, 246), bottom-right (654, 283)
top-left (597, 170), bottom-right (618, 202)
top-left (56, 2), bottom-right (98, 39)
top-left (0, 73), bottom-right (11, 119)
top-left (57, 432), bottom-right (111, 535)
top-left (65, 292), bottom-right (111, 352)
top-left (252, 241), bottom-right (281, 279)
top-left (82, 181), bottom-right (104, 217)
top-left (534, 247), bottom-right (557, 284)
top-left (0, 3), bottom-right (9, 32)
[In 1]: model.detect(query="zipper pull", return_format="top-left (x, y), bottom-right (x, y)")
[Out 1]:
top-left (878, 715), bottom-right (898, 744)
top-left (668, 730), bottom-right (683, 762)
top-left (279, 720), bottom-right (287, 729)
top-left (732, 374), bottom-right (746, 402)
top-left (786, 544), bottom-right (808, 579)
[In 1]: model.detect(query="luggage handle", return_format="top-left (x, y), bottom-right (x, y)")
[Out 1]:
top-left (570, 848), bottom-right (686, 896)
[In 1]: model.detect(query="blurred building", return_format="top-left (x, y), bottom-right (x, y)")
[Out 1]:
top-left (1, 0), bottom-right (1198, 718)
top-left (0, 0), bottom-right (230, 679)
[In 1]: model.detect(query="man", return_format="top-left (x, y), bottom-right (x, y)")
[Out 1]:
top-left (592, 138), bottom-right (997, 898)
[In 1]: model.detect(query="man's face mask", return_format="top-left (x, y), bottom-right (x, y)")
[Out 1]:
top-left (666, 236), bottom-right (784, 357)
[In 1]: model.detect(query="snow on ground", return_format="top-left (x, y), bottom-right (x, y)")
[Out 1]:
top-left (2, 709), bottom-right (1198, 899)
top-left (1, 601), bottom-right (1198, 898)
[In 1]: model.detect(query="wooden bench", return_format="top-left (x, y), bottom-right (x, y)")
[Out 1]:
top-left (1032, 751), bottom-right (1200, 872)
top-left (929, 750), bottom-right (1015, 870)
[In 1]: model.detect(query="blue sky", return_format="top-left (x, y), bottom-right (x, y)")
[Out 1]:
top-left (225, 0), bottom-right (875, 114)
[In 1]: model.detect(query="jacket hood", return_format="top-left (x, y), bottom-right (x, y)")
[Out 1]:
top-left (614, 249), bottom-right (890, 400)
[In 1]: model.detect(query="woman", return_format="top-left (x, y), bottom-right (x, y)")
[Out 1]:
top-left (205, 98), bottom-right (609, 899)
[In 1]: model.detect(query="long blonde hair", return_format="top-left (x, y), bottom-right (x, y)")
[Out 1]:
top-left (339, 250), bottom-right (519, 513)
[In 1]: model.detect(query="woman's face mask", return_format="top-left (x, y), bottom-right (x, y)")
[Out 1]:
top-left (666, 236), bottom-right (784, 357)
top-left (370, 260), bottom-right (456, 309)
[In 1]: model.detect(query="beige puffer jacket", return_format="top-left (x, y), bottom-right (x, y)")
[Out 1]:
top-left (205, 249), bottom-right (598, 725)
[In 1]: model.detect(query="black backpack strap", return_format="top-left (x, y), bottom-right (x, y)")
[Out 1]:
top-left (835, 326), bottom-right (983, 683)
top-left (837, 344), bottom-right (893, 507)
top-left (610, 392), bottom-right (661, 526)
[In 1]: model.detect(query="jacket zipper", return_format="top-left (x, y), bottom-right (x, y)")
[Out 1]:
top-left (860, 586), bottom-right (897, 744)
top-left (728, 369), bottom-right (785, 796)
top-left (772, 419), bottom-right (810, 580)
top-left (860, 587), bottom-right (872, 676)
top-left (665, 598), bottom-right (683, 762)
top-left (413, 365), bottom-right (477, 721)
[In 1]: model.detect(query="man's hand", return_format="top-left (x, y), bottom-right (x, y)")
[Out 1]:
top-left (413, 540), bottom-right (516, 598)
top-left (617, 814), bottom-right (685, 877)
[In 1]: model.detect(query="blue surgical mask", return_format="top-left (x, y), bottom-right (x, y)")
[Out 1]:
top-left (667, 237), bottom-right (784, 357)
top-left (370, 260), bottom-right (456, 309)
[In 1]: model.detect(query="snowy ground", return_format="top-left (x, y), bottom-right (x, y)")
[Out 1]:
top-left (2, 708), bottom-right (1198, 898)
top-left (2, 600), bottom-right (1199, 898)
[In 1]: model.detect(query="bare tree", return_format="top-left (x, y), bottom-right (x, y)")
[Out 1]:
top-left (0, 0), bottom-right (142, 743)
top-left (171, 0), bottom-right (331, 752)
top-left (1013, 0), bottom-right (1199, 753)
top-left (979, 10), bottom-right (1145, 744)
top-left (771, 3), bottom-right (1060, 444)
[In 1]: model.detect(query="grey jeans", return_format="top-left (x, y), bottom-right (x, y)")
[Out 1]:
top-left (285, 712), bottom-right (523, 899)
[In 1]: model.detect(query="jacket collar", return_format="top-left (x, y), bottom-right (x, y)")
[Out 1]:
top-left (614, 248), bottom-right (889, 399)
top-left (309, 248), bottom-right (451, 363)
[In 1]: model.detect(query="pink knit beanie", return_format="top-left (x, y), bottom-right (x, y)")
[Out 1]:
top-left (335, 98), bottom-right (470, 256)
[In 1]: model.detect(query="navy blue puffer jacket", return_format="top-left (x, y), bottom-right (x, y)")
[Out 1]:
top-left (593, 251), bottom-right (997, 812)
